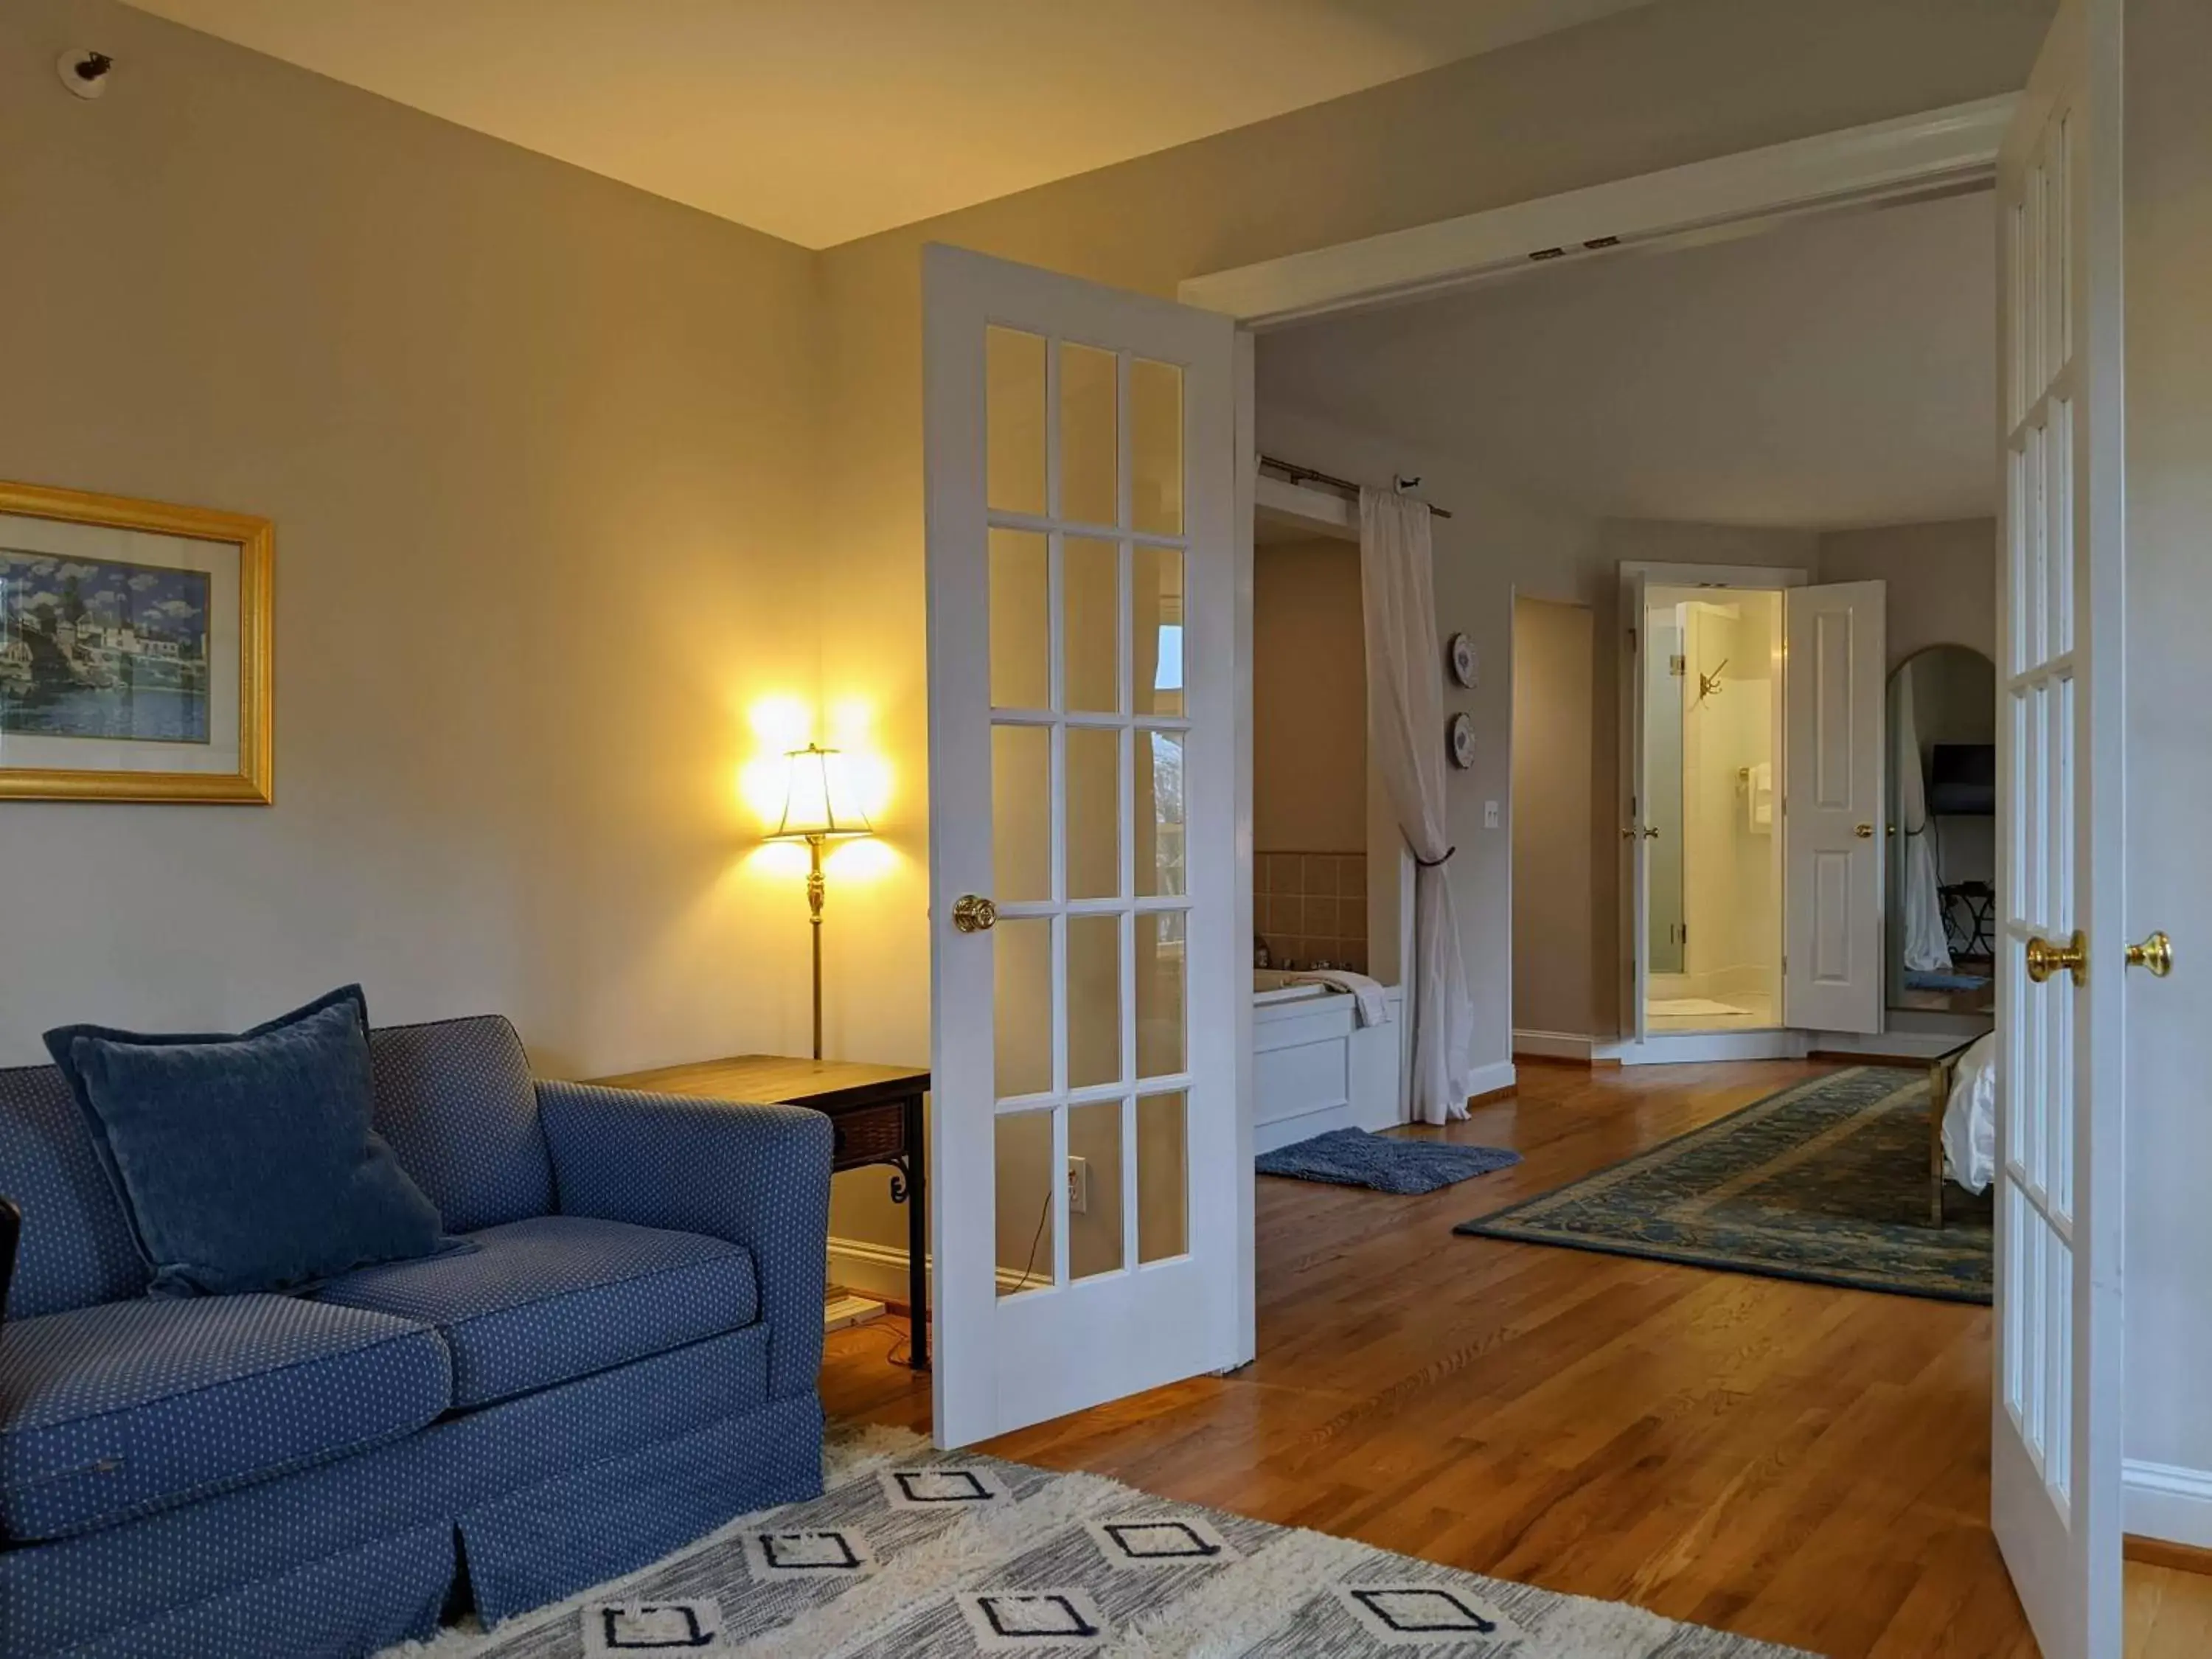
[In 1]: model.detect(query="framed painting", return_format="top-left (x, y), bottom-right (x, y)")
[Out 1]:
top-left (0, 480), bottom-right (272, 803)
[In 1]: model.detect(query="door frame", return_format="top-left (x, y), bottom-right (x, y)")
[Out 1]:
top-left (1615, 563), bottom-right (1806, 1060)
top-left (1178, 96), bottom-right (2018, 329)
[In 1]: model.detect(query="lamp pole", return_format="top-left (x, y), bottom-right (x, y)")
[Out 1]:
top-left (807, 831), bottom-right (826, 1061)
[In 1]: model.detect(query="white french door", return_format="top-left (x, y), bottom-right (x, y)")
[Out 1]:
top-left (922, 244), bottom-right (1245, 1449)
top-left (1781, 580), bottom-right (1885, 1034)
top-left (1990, 1), bottom-right (2124, 1653)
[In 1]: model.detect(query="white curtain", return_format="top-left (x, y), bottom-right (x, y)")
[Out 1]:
top-left (1360, 488), bottom-right (1475, 1124)
top-left (1895, 667), bottom-right (1953, 974)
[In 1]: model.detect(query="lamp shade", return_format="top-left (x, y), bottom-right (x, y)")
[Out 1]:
top-left (768, 743), bottom-right (871, 841)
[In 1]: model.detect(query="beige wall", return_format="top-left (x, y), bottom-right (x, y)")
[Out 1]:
top-left (1254, 539), bottom-right (1364, 854)
top-left (2124, 0), bottom-right (2212, 1506)
top-left (1819, 518), bottom-right (1998, 667)
top-left (1509, 599), bottom-right (1593, 1037)
top-left (0, 0), bottom-right (823, 1074)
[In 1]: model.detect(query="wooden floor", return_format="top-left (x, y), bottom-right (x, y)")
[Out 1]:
top-left (823, 1057), bottom-right (2208, 1658)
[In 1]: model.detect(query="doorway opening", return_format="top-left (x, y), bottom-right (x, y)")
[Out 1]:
top-left (1641, 585), bottom-right (1784, 1033)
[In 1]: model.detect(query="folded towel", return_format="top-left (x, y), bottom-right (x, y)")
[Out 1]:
top-left (1747, 759), bottom-right (1775, 832)
top-left (1287, 969), bottom-right (1388, 1028)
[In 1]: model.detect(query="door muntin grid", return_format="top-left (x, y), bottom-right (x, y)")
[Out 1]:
top-left (985, 326), bottom-right (1192, 1298)
top-left (1998, 104), bottom-right (2081, 1517)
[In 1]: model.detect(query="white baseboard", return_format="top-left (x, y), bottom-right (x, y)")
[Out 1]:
top-left (1464, 1060), bottom-right (1517, 1101)
top-left (830, 1234), bottom-right (1020, 1301)
top-left (1513, 1029), bottom-right (1596, 1061)
top-left (1596, 1030), bottom-right (1808, 1066)
top-left (2125, 1458), bottom-right (2212, 1548)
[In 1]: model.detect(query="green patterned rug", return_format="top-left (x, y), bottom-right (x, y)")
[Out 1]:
top-left (1456, 1066), bottom-right (1993, 1304)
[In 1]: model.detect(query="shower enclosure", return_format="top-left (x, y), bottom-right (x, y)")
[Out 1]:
top-left (1638, 585), bottom-right (1784, 1033)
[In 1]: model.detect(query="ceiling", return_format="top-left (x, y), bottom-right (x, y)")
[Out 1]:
top-left (123, 0), bottom-right (1658, 249)
top-left (1256, 189), bottom-right (1997, 531)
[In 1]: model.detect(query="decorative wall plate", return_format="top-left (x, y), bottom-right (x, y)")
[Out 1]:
top-left (1448, 712), bottom-right (1475, 769)
top-left (1447, 631), bottom-right (1478, 688)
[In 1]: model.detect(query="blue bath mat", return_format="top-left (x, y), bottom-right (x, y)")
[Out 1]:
top-left (1905, 970), bottom-right (1991, 992)
top-left (1256, 1127), bottom-right (1522, 1195)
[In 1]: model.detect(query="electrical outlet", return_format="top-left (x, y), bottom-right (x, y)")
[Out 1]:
top-left (1066, 1155), bottom-right (1090, 1215)
top-left (1484, 799), bottom-right (1501, 830)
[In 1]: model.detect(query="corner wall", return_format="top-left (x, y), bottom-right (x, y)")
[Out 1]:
top-left (0, 0), bottom-right (825, 1074)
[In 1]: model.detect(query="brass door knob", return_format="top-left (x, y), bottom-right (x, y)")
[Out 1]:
top-left (2025, 930), bottom-right (2087, 986)
top-left (1855, 823), bottom-right (1874, 839)
top-left (950, 894), bottom-right (998, 933)
top-left (2127, 931), bottom-right (2174, 977)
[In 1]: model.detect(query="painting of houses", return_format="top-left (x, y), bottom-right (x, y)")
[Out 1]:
top-left (0, 549), bottom-right (212, 743)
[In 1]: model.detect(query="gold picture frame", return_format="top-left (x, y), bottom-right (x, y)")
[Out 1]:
top-left (0, 479), bottom-right (272, 804)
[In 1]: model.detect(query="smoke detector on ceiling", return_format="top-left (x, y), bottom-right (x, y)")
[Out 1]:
top-left (58, 50), bottom-right (114, 100)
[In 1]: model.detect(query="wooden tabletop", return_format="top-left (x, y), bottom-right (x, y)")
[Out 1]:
top-left (588, 1053), bottom-right (930, 1113)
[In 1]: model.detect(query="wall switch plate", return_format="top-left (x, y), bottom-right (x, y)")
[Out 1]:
top-left (1067, 1155), bottom-right (1091, 1215)
top-left (1484, 799), bottom-right (1501, 830)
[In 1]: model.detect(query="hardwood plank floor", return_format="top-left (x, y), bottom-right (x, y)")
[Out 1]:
top-left (822, 1057), bottom-right (2157, 1658)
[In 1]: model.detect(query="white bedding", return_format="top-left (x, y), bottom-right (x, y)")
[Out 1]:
top-left (1942, 1032), bottom-right (2000, 1194)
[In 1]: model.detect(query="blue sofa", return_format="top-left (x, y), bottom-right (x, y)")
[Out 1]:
top-left (0, 1015), bottom-right (833, 1658)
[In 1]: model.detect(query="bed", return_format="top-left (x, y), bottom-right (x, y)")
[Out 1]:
top-left (1930, 1030), bottom-right (1998, 1223)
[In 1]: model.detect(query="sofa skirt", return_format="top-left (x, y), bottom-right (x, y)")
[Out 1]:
top-left (0, 1324), bottom-right (825, 1658)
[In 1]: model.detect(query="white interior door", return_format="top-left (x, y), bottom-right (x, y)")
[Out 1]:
top-left (1781, 580), bottom-right (1885, 1033)
top-left (1618, 569), bottom-right (1649, 1042)
top-left (923, 243), bottom-right (1244, 1449)
top-left (1991, 0), bottom-right (2124, 1652)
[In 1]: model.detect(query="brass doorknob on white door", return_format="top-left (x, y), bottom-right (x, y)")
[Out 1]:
top-left (2025, 930), bottom-right (2088, 986)
top-left (2127, 931), bottom-right (2174, 977)
top-left (951, 894), bottom-right (998, 933)
top-left (1855, 823), bottom-right (1874, 838)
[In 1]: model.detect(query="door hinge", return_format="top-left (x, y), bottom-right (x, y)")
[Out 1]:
top-left (1669, 654), bottom-right (1687, 678)
top-left (1628, 626), bottom-right (1638, 653)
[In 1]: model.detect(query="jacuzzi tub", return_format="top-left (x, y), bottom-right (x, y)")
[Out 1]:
top-left (1252, 968), bottom-right (1341, 1006)
top-left (1251, 970), bottom-right (1404, 1151)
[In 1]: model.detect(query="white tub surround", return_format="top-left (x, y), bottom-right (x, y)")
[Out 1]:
top-left (1253, 974), bottom-right (1405, 1153)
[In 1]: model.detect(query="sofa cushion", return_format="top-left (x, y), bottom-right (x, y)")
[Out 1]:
top-left (311, 1214), bottom-right (758, 1408)
top-left (44, 989), bottom-right (450, 1297)
top-left (369, 1017), bottom-right (554, 1232)
top-left (0, 1294), bottom-right (450, 1542)
top-left (0, 1065), bottom-right (148, 1318)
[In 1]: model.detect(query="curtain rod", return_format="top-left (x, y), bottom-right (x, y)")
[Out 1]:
top-left (1256, 454), bottom-right (1453, 519)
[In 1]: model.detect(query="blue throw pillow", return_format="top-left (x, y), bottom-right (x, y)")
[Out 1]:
top-left (44, 986), bottom-right (449, 1297)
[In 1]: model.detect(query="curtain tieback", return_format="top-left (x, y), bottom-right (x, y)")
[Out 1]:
top-left (1414, 846), bottom-right (1455, 869)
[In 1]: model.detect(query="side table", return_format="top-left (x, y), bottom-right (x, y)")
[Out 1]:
top-left (588, 1054), bottom-right (931, 1371)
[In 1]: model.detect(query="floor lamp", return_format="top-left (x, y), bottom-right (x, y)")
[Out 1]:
top-left (767, 743), bottom-right (871, 1061)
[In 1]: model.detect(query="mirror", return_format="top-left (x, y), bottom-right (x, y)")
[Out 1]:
top-left (1886, 644), bottom-right (1997, 1016)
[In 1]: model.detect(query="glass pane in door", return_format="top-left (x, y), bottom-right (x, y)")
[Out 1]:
top-left (987, 327), bottom-right (1046, 517)
top-left (1065, 727), bottom-right (1121, 900)
top-left (1060, 342), bottom-right (1119, 527)
top-left (993, 918), bottom-right (1054, 1101)
top-left (1133, 546), bottom-right (1185, 717)
top-left (992, 725), bottom-right (1051, 902)
top-left (1135, 730), bottom-right (1186, 898)
top-left (1136, 1091), bottom-right (1188, 1263)
top-left (1130, 358), bottom-right (1183, 537)
top-left (989, 529), bottom-right (1049, 710)
top-left (1135, 911), bottom-right (1186, 1078)
top-left (1067, 914), bottom-right (1123, 1090)
top-left (1068, 1098), bottom-right (1127, 1281)
top-left (1065, 537), bottom-right (1121, 714)
top-left (995, 1107), bottom-right (1057, 1297)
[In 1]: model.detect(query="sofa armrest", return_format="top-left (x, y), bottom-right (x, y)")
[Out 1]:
top-left (1, 1195), bottom-right (20, 1325)
top-left (535, 1082), bottom-right (832, 1399)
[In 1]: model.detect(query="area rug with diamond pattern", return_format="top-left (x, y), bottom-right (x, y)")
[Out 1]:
top-left (386, 1425), bottom-right (1813, 1658)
